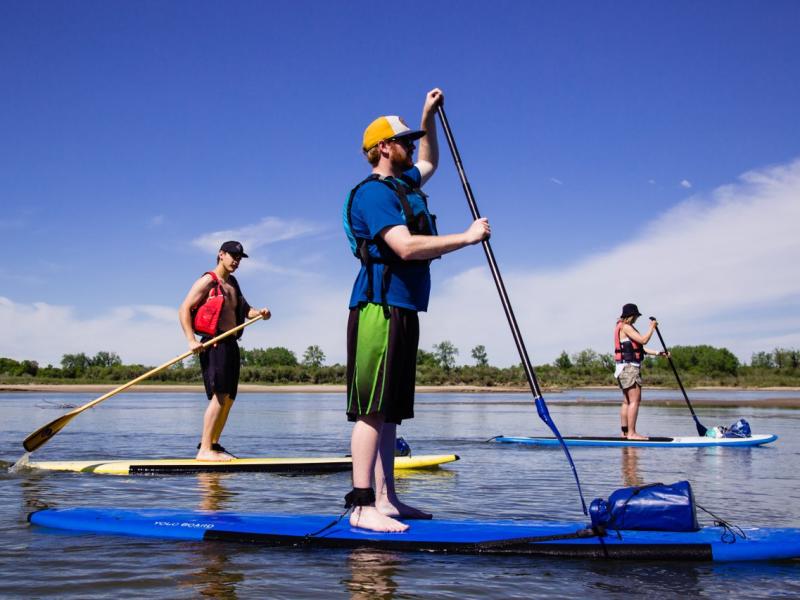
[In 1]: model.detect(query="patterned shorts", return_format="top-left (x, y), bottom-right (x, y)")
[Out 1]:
top-left (616, 363), bottom-right (642, 390)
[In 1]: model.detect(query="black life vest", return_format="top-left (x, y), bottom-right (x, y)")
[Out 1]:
top-left (614, 320), bottom-right (644, 363)
top-left (343, 174), bottom-right (438, 312)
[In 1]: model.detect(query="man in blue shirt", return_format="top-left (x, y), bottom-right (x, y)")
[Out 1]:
top-left (343, 89), bottom-right (490, 532)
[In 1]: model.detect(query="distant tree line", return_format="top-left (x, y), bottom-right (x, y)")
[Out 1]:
top-left (2, 344), bottom-right (799, 388)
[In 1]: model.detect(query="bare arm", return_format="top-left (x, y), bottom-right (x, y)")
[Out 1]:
top-left (178, 275), bottom-right (214, 351)
top-left (416, 88), bottom-right (443, 185)
top-left (621, 321), bottom-right (657, 345)
top-left (380, 218), bottom-right (490, 261)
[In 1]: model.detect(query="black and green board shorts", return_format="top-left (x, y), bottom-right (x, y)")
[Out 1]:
top-left (346, 303), bottom-right (419, 425)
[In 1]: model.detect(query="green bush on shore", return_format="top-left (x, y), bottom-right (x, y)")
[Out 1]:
top-left (1, 345), bottom-right (799, 388)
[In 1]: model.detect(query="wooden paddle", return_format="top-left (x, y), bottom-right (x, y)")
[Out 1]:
top-left (22, 315), bottom-right (264, 452)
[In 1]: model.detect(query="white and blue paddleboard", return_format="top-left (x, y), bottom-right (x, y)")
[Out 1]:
top-left (491, 434), bottom-right (777, 448)
top-left (28, 507), bottom-right (800, 562)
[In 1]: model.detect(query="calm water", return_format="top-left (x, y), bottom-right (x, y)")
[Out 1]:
top-left (2, 390), bottom-right (799, 599)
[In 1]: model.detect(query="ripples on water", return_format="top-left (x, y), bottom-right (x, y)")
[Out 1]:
top-left (1, 391), bottom-right (799, 598)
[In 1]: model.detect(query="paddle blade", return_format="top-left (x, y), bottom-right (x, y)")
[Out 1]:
top-left (23, 412), bottom-right (76, 452)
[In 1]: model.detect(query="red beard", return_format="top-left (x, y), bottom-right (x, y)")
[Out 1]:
top-left (389, 144), bottom-right (413, 170)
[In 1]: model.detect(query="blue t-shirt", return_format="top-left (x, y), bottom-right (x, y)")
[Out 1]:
top-left (346, 167), bottom-right (433, 311)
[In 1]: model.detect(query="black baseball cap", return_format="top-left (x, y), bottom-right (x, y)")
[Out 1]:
top-left (219, 241), bottom-right (248, 258)
top-left (620, 303), bottom-right (641, 319)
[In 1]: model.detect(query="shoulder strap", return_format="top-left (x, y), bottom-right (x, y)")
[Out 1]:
top-left (375, 177), bottom-right (415, 225)
top-left (204, 271), bottom-right (223, 296)
top-left (227, 274), bottom-right (244, 302)
top-left (345, 175), bottom-right (382, 242)
top-left (347, 174), bottom-right (421, 235)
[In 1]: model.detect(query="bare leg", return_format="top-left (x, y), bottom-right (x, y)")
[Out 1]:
top-left (197, 393), bottom-right (233, 461)
top-left (211, 396), bottom-right (234, 445)
top-left (624, 385), bottom-right (647, 440)
top-left (374, 423), bottom-right (432, 519)
top-left (349, 414), bottom-right (408, 532)
top-left (619, 395), bottom-right (629, 438)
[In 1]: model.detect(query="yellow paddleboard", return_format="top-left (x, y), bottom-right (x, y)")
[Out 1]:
top-left (27, 454), bottom-right (459, 475)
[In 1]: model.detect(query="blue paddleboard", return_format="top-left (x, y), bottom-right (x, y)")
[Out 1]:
top-left (28, 507), bottom-right (800, 561)
top-left (491, 434), bottom-right (778, 448)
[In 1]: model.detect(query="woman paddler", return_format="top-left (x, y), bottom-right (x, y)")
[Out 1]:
top-left (614, 303), bottom-right (667, 440)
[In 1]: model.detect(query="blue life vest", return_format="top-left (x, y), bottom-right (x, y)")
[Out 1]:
top-left (343, 174), bottom-right (438, 311)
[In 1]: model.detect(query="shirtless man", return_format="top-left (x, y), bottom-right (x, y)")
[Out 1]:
top-left (179, 241), bottom-right (270, 461)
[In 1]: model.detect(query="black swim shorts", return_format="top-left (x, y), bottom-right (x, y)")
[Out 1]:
top-left (199, 337), bottom-right (241, 401)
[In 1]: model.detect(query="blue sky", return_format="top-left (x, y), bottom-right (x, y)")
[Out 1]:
top-left (2, 1), bottom-right (799, 367)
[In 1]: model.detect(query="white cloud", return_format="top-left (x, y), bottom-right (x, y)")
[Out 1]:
top-left (423, 159), bottom-right (800, 365)
top-left (0, 290), bottom-right (347, 367)
top-left (0, 298), bottom-right (182, 365)
top-left (550, 177), bottom-right (564, 185)
top-left (190, 217), bottom-right (327, 276)
top-left (149, 215), bottom-right (166, 227)
top-left (680, 179), bottom-right (693, 188)
top-left (4, 160), bottom-right (800, 368)
top-left (192, 217), bottom-right (323, 254)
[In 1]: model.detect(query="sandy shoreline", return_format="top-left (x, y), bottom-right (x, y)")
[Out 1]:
top-left (2, 383), bottom-right (800, 408)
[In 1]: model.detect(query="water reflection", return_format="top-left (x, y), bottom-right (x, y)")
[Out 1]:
top-left (196, 473), bottom-right (238, 511)
top-left (342, 549), bottom-right (402, 600)
top-left (176, 473), bottom-right (244, 598)
top-left (620, 448), bottom-right (643, 487)
top-left (3, 392), bottom-right (799, 598)
top-left (582, 560), bottom-right (704, 596)
top-left (395, 467), bottom-right (456, 481)
top-left (18, 470), bottom-right (53, 512)
top-left (179, 542), bottom-right (244, 600)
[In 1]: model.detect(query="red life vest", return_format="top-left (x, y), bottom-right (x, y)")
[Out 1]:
top-left (191, 271), bottom-right (225, 336)
top-left (614, 320), bottom-right (644, 363)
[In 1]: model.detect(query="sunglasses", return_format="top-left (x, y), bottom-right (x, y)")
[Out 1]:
top-left (388, 137), bottom-right (415, 150)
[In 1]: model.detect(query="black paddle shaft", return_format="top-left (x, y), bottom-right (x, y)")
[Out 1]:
top-left (437, 106), bottom-right (587, 514)
top-left (649, 317), bottom-right (708, 436)
top-left (436, 107), bottom-right (542, 399)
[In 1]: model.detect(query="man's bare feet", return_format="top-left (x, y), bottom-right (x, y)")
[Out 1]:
top-left (377, 499), bottom-right (432, 520)
top-left (350, 506), bottom-right (409, 532)
top-left (196, 449), bottom-right (234, 461)
top-left (627, 433), bottom-right (648, 441)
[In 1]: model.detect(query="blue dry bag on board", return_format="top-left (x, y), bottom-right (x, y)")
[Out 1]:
top-left (589, 481), bottom-right (699, 532)
top-left (723, 418), bottom-right (751, 438)
top-left (394, 437), bottom-right (411, 457)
